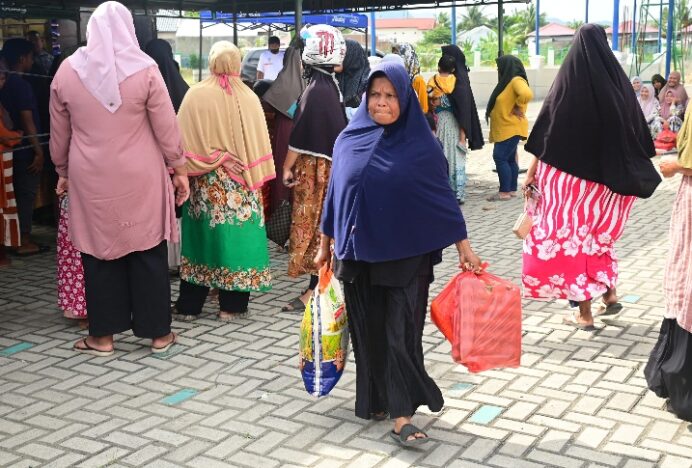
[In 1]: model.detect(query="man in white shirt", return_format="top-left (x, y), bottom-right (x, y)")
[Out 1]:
top-left (257, 36), bottom-right (285, 81)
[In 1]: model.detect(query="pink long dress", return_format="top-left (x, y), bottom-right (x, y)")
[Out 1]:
top-left (49, 63), bottom-right (184, 261)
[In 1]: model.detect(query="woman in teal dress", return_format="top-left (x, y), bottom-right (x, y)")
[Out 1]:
top-left (174, 41), bottom-right (276, 321)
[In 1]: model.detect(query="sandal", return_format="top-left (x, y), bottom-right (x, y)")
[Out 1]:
top-left (595, 302), bottom-right (623, 317)
top-left (73, 338), bottom-right (114, 357)
top-left (563, 311), bottom-right (597, 331)
top-left (281, 297), bottom-right (306, 312)
top-left (486, 194), bottom-right (512, 202)
top-left (14, 244), bottom-right (50, 257)
top-left (218, 311), bottom-right (247, 322)
top-left (389, 424), bottom-right (430, 447)
top-left (151, 332), bottom-right (177, 354)
top-left (171, 304), bottom-right (197, 322)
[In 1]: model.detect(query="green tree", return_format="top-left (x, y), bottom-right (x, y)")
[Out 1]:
top-left (420, 12), bottom-right (452, 46)
top-left (459, 5), bottom-right (492, 30)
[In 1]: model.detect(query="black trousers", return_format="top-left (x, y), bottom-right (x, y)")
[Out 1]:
top-left (81, 241), bottom-right (171, 339)
top-left (341, 257), bottom-right (444, 420)
top-left (176, 280), bottom-right (250, 315)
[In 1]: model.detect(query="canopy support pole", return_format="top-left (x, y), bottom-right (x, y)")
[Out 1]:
top-left (451, 1), bottom-right (457, 45)
top-left (370, 11), bottom-right (377, 56)
top-left (295, 0), bottom-right (303, 32)
top-left (198, 18), bottom-right (202, 82)
top-left (535, 0), bottom-right (540, 56)
top-left (613, 0), bottom-right (620, 51)
top-left (666, 0), bottom-right (674, 77)
top-left (498, 0), bottom-right (504, 57)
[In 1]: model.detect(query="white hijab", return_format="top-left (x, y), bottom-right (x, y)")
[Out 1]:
top-left (69, 1), bottom-right (156, 113)
top-left (638, 84), bottom-right (658, 117)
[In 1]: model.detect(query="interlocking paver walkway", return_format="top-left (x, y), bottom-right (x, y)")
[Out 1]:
top-left (2, 102), bottom-right (691, 467)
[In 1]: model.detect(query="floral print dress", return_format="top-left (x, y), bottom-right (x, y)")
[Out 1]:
top-left (57, 196), bottom-right (87, 319)
top-left (180, 168), bottom-right (271, 292)
top-left (522, 162), bottom-right (636, 302)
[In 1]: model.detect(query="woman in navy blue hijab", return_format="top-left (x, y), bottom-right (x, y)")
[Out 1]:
top-left (316, 62), bottom-right (482, 447)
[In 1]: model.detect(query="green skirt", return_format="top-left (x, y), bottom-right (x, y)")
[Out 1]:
top-left (181, 168), bottom-right (272, 292)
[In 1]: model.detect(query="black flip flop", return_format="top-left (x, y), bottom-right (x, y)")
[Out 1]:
top-left (73, 338), bottom-right (114, 357)
top-left (281, 297), bottom-right (305, 312)
top-left (595, 302), bottom-right (623, 317)
top-left (390, 424), bottom-right (430, 447)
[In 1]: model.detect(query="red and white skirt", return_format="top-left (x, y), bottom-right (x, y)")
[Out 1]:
top-left (522, 162), bottom-right (636, 302)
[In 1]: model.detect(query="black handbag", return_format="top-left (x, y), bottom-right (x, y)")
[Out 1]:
top-left (266, 199), bottom-right (292, 247)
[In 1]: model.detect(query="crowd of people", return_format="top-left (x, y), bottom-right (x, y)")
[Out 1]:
top-left (1, 0), bottom-right (691, 442)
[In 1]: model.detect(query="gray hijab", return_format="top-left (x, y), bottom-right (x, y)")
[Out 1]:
top-left (263, 46), bottom-right (305, 118)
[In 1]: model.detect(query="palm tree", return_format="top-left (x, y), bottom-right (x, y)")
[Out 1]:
top-left (568, 20), bottom-right (585, 31)
top-left (507, 5), bottom-right (548, 46)
top-left (459, 5), bottom-right (491, 31)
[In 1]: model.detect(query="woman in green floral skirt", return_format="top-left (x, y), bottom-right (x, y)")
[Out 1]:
top-left (174, 41), bottom-right (276, 321)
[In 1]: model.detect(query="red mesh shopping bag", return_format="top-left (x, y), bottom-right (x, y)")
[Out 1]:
top-left (431, 266), bottom-right (522, 373)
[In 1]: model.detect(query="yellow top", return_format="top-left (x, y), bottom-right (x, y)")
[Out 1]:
top-left (677, 105), bottom-right (692, 169)
top-left (489, 76), bottom-right (533, 143)
top-left (427, 74), bottom-right (456, 98)
top-left (412, 74), bottom-right (428, 114)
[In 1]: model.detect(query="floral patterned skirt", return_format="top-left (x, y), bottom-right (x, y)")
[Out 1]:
top-left (288, 154), bottom-right (331, 277)
top-left (522, 162), bottom-right (636, 302)
top-left (57, 196), bottom-right (87, 319)
top-left (181, 168), bottom-right (271, 292)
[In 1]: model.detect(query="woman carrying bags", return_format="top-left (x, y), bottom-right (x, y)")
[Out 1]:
top-left (316, 62), bottom-right (482, 447)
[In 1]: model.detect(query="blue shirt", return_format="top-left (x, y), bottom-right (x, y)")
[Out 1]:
top-left (0, 73), bottom-right (41, 134)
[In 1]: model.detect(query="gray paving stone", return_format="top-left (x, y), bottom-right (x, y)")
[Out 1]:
top-left (1, 102), bottom-right (690, 466)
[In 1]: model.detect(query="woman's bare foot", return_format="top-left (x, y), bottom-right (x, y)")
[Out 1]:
top-left (77, 319), bottom-right (89, 330)
top-left (218, 311), bottom-right (238, 321)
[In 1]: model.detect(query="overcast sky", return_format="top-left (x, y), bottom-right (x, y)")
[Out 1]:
top-left (411, 1), bottom-right (645, 24)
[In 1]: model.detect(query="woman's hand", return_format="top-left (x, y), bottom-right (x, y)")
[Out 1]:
top-left (456, 239), bottom-right (482, 273)
top-left (313, 246), bottom-right (331, 271)
top-left (222, 155), bottom-right (246, 175)
top-left (314, 234), bottom-right (332, 270)
top-left (459, 248), bottom-right (482, 273)
top-left (172, 174), bottom-right (190, 206)
top-left (55, 176), bottom-right (68, 196)
top-left (660, 160), bottom-right (681, 178)
top-left (283, 167), bottom-right (297, 188)
top-left (511, 105), bottom-right (525, 119)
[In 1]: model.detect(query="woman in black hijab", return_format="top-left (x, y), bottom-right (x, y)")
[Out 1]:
top-left (486, 55), bottom-right (532, 201)
top-left (145, 39), bottom-right (190, 271)
top-left (522, 24), bottom-right (660, 330)
top-left (651, 73), bottom-right (667, 99)
top-left (145, 39), bottom-right (189, 113)
top-left (440, 45), bottom-right (484, 151)
top-left (336, 39), bottom-right (370, 116)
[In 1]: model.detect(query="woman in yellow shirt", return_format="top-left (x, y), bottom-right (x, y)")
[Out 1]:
top-left (486, 55), bottom-right (533, 201)
top-left (396, 43), bottom-right (428, 113)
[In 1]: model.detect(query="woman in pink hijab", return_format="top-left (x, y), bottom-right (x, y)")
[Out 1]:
top-left (50, 1), bottom-right (189, 356)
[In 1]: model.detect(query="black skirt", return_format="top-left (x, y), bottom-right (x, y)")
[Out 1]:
top-left (644, 318), bottom-right (692, 422)
top-left (336, 254), bottom-right (444, 420)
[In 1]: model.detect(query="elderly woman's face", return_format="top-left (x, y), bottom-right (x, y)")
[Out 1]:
top-left (368, 76), bottom-right (400, 125)
top-left (640, 86), bottom-right (650, 99)
top-left (668, 72), bottom-right (680, 87)
top-left (632, 79), bottom-right (641, 92)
